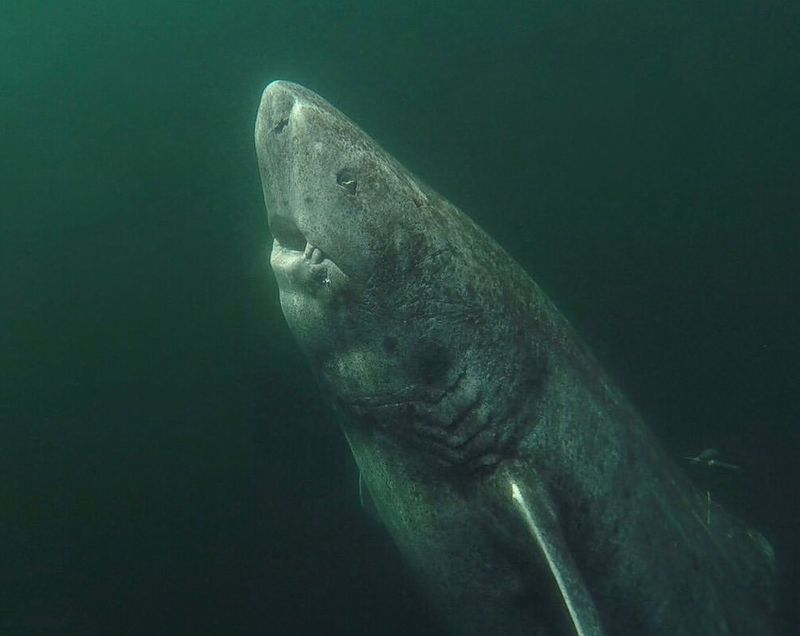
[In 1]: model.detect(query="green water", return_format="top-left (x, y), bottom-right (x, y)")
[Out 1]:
top-left (2, 2), bottom-right (797, 634)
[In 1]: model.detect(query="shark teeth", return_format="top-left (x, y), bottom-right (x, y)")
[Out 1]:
top-left (303, 241), bottom-right (325, 264)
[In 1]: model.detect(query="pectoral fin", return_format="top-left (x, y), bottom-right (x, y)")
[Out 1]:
top-left (508, 475), bottom-right (605, 636)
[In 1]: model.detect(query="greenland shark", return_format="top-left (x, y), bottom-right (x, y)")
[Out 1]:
top-left (255, 81), bottom-right (776, 635)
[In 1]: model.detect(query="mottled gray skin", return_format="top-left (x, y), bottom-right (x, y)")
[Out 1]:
top-left (255, 81), bottom-right (776, 635)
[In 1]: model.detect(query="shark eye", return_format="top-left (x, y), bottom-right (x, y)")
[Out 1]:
top-left (336, 169), bottom-right (357, 195)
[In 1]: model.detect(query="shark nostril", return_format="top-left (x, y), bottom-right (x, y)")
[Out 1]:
top-left (273, 117), bottom-right (289, 135)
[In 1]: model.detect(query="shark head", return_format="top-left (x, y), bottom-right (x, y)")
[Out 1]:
top-left (256, 81), bottom-right (545, 472)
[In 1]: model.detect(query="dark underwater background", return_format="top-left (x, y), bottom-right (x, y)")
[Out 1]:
top-left (2, 1), bottom-right (798, 634)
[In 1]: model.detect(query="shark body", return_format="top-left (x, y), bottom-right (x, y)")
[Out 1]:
top-left (255, 81), bottom-right (776, 635)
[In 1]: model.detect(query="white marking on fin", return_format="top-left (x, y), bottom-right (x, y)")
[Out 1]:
top-left (510, 479), bottom-right (605, 636)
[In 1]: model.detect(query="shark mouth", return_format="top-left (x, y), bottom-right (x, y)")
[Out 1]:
top-left (270, 214), bottom-right (307, 252)
top-left (270, 214), bottom-right (329, 263)
top-left (269, 212), bottom-right (336, 294)
top-left (302, 241), bottom-right (326, 264)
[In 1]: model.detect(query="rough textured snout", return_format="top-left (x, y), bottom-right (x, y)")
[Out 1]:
top-left (256, 81), bottom-right (296, 147)
top-left (255, 81), bottom-right (299, 231)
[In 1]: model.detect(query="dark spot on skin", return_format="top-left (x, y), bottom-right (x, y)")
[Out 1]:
top-left (360, 411), bottom-right (379, 427)
top-left (332, 287), bottom-right (358, 315)
top-left (304, 196), bottom-right (314, 205)
top-left (414, 343), bottom-right (452, 388)
top-left (336, 168), bottom-right (357, 195)
top-left (273, 118), bottom-right (289, 134)
top-left (383, 336), bottom-right (398, 354)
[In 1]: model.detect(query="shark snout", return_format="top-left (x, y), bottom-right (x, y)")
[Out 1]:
top-left (256, 81), bottom-right (307, 251)
top-left (256, 80), bottom-right (377, 291)
top-left (256, 80), bottom-right (324, 148)
top-left (256, 80), bottom-right (343, 273)
top-left (256, 80), bottom-right (298, 142)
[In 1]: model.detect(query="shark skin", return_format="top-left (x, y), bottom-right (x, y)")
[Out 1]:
top-left (255, 80), bottom-right (777, 636)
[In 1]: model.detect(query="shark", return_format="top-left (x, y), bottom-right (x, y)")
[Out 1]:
top-left (254, 80), bottom-right (777, 635)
